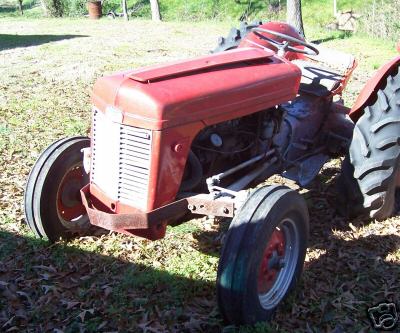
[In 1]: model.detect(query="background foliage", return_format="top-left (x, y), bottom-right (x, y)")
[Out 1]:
top-left (358, 0), bottom-right (400, 40)
top-left (0, 0), bottom-right (399, 40)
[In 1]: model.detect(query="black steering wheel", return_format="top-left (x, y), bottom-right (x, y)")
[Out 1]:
top-left (251, 27), bottom-right (319, 56)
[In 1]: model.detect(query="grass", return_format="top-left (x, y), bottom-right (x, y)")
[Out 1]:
top-left (0, 0), bottom-right (41, 17)
top-left (0, 0), bottom-right (380, 22)
top-left (0, 17), bottom-right (400, 332)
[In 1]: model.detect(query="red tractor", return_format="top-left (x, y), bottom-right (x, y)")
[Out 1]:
top-left (24, 21), bottom-right (400, 325)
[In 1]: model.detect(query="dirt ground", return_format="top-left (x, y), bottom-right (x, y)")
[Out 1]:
top-left (0, 18), bottom-right (399, 332)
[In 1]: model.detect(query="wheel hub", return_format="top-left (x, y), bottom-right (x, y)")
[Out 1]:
top-left (258, 229), bottom-right (285, 294)
top-left (57, 165), bottom-right (87, 221)
top-left (268, 250), bottom-right (285, 270)
top-left (61, 179), bottom-right (82, 207)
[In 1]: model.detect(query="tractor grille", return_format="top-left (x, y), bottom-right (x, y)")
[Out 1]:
top-left (91, 109), bottom-right (152, 210)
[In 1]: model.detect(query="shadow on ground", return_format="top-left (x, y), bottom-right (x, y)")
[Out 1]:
top-left (192, 167), bottom-right (400, 331)
top-left (280, 170), bottom-right (400, 331)
top-left (0, 34), bottom-right (88, 51)
top-left (0, 230), bottom-right (220, 332)
top-left (1, 166), bottom-right (399, 332)
top-left (311, 31), bottom-right (353, 45)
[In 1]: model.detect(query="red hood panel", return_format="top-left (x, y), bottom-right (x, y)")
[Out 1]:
top-left (129, 48), bottom-right (274, 82)
top-left (92, 48), bottom-right (301, 130)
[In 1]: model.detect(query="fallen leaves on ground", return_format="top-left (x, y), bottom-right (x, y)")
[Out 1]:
top-left (1, 18), bottom-right (399, 333)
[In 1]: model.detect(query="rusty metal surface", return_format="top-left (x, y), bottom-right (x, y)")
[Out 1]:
top-left (81, 185), bottom-right (149, 230)
top-left (80, 185), bottom-right (238, 233)
top-left (80, 185), bottom-right (190, 231)
top-left (81, 185), bottom-right (239, 233)
top-left (186, 194), bottom-right (235, 217)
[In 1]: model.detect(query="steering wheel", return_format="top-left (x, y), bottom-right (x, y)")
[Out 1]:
top-left (251, 27), bottom-right (319, 56)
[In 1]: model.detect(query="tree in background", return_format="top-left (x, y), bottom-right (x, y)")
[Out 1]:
top-left (286, 0), bottom-right (305, 37)
top-left (40, 0), bottom-right (64, 16)
top-left (18, 0), bottom-right (23, 15)
top-left (119, 0), bottom-right (160, 21)
top-left (150, 0), bottom-right (161, 21)
top-left (122, 0), bottom-right (128, 20)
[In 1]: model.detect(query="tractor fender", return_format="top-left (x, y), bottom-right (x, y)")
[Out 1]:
top-left (349, 55), bottom-right (400, 121)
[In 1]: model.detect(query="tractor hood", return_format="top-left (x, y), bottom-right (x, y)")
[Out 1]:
top-left (91, 47), bottom-right (301, 130)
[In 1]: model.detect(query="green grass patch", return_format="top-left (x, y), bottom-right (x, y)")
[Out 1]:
top-left (1, 18), bottom-right (400, 332)
top-left (0, 230), bottom-right (19, 260)
top-left (168, 220), bottom-right (202, 234)
top-left (0, 0), bottom-right (379, 23)
top-left (0, 0), bottom-right (41, 18)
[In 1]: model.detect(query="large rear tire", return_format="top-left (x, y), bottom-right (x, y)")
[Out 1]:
top-left (217, 185), bottom-right (309, 325)
top-left (24, 137), bottom-right (91, 241)
top-left (346, 67), bottom-right (400, 219)
top-left (212, 21), bottom-right (262, 53)
top-left (336, 156), bottom-right (365, 218)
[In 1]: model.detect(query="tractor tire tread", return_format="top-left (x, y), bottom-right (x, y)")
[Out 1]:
top-left (217, 185), bottom-right (285, 323)
top-left (212, 20), bottom-right (262, 53)
top-left (217, 185), bottom-right (309, 324)
top-left (349, 67), bottom-right (400, 219)
top-left (24, 137), bottom-right (87, 237)
top-left (24, 136), bottom-right (89, 240)
top-left (336, 156), bottom-right (365, 218)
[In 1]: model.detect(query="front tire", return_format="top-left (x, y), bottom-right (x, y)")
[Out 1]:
top-left (346, 67), bottom-right (400, 219)
top-left (217, 185), bottom-right (309, 325)
top-left (24, 137), bottom-right (91, 241)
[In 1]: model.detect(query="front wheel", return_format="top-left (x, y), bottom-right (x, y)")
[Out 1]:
top-left (24, 137), bottom-right (91, 241)
top-left (217, 185), bottom-right (309, 325)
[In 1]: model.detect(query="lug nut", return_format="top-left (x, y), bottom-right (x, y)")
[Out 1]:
top-left (173, 143), bottom-right (183, 153)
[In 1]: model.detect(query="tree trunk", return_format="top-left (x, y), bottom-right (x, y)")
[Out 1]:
top-left (18, 0), bottom-right (23, 15)
top-left (122, 0), bottom-right (128, 20)
top-left (333, 0), bottom-right (337, 17)
top-left (150, 0), bottom-right (161, 21)
top-left (40, 0), bottom-right (48, 16)
top-left (286, 0), bottom-right (305, 37)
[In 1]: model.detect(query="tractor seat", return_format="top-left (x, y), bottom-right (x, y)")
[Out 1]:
top-left (292, 60), bottom-right (343, 96)
top-left (292, 44), bottom-right (356, 97)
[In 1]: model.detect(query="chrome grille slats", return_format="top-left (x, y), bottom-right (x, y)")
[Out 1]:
top-left (119, 176), bottom-right (148, 187)
top-left (120, 138), bottom-right (151, 150)
top-left (91, 109), bottom-right (152, 210)
top-left (119, 163), bottom-right (149, 175)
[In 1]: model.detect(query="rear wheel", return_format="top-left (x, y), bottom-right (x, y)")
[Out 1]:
top-left (212, 21), bottom-right (262, 53)
top-left (217, 185), bottom-right (309, 325)
top-left (24, 137), bottom-right (91, 241)
top-left (345, 67), bottom-right (400, 219)
top-left (336, 156), bottom-right (365, 218)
